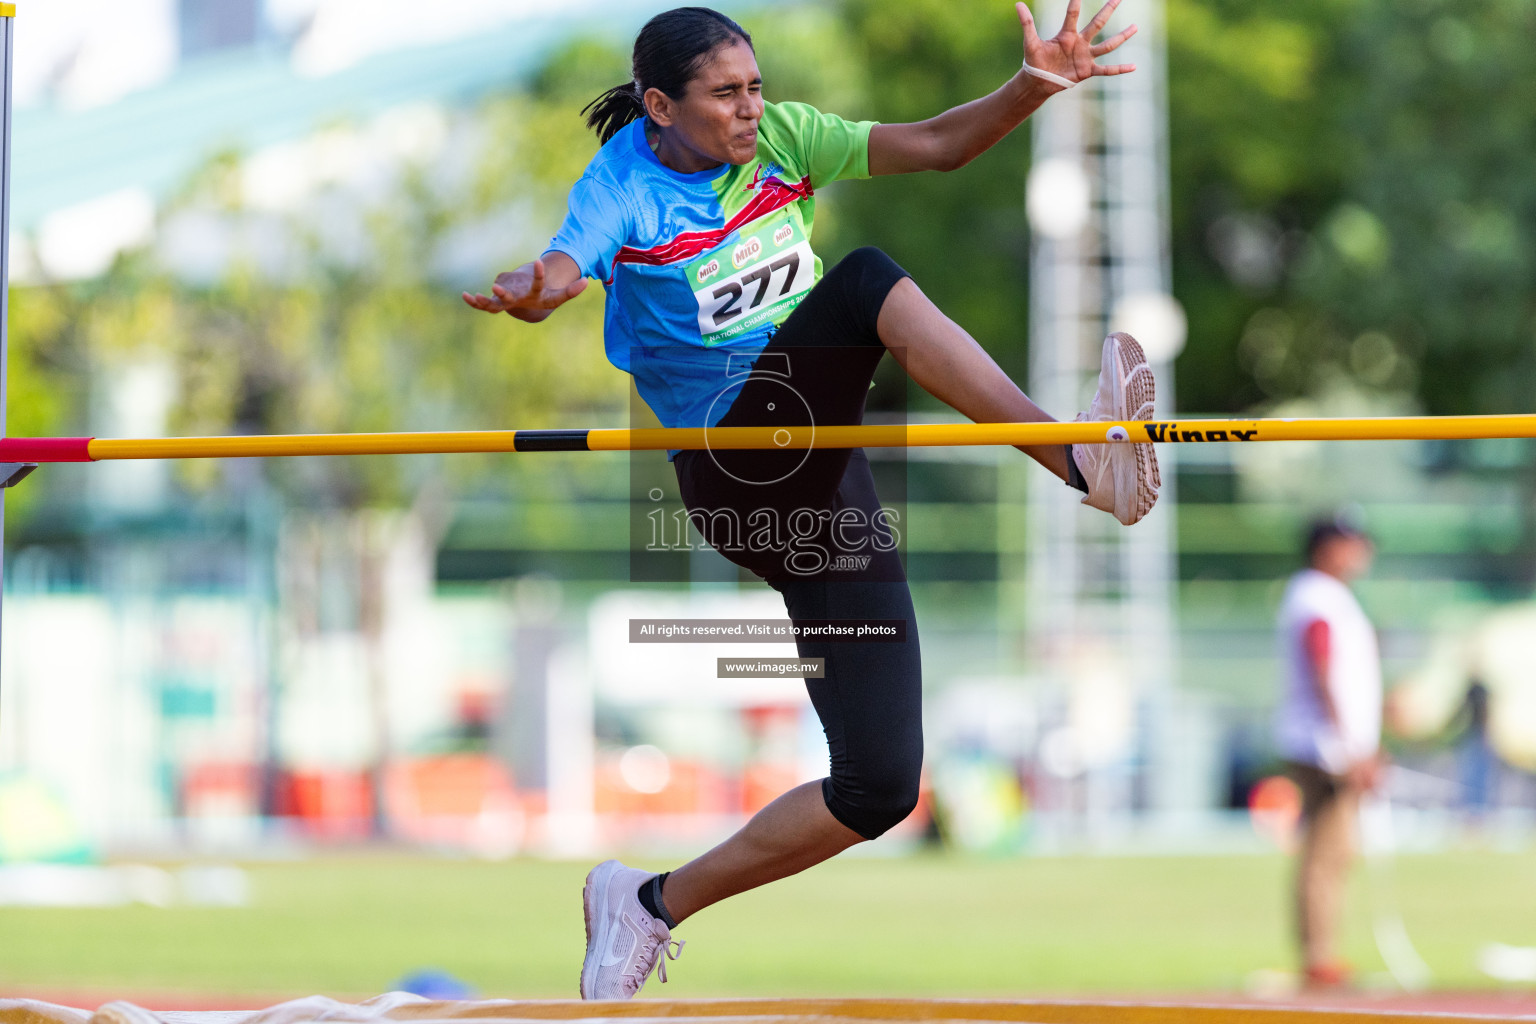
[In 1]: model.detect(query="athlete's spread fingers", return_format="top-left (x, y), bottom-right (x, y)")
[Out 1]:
top-left (463, 292), bottom-right (503, 313)
top-left (1061, 0), bottom-right (1082, 35)
top-left (1091, 23), bottom-right (1136, 56)
top-left (1083, 0), bottom-right (1122, 41)
top-left (1092, 61), bottom-right (1136, 76)
top-left (1016, 2), bottom-right (1043, 48)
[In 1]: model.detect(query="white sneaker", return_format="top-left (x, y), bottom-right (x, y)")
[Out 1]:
top-left (1071, 332), bottom-right (1160, 526)
top-left (579, 859), bottom-right (684, 1000)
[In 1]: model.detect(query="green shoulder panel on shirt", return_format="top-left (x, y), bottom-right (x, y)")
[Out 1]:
top-left (758, 100), bottom-right (878, 187)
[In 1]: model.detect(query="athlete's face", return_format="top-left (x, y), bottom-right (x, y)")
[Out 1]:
top-left (646, 40), bottom-right (764, 173)
top-left (1315, 534), bottom-right (1373, 581)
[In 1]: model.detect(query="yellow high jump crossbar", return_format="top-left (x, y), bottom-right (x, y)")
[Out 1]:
top-left (3, 413), bottom-right (1536, 465)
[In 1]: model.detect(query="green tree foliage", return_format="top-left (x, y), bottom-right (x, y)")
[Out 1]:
top-left (1295, 0), bottom-right (1536, 417)
top-left (1168, 0), bottom-right (1536, 420)
top-left (1165, 0), bottom-right (1346, 412)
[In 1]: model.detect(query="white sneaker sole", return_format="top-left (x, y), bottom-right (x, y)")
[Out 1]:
top-left (580, 859), bottom-right (621, 999)
top-left (1107, 332), bottom-right (1160, 524)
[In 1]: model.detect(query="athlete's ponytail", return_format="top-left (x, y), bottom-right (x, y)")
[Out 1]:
top-left (581, 7), bottom-right (755, 145)
top-left (583, 82), bottom-right (646, 144)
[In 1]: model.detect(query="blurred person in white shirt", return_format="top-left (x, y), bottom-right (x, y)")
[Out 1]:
top-left (1275, 516), bottom-right (1383, 988)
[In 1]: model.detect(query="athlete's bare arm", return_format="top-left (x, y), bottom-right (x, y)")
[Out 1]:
top-left (869, 0), bottom-right (1136, 176)
top-left (462, 251), bottom-right (587, 323)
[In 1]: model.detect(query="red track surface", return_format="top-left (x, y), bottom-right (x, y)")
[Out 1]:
top-left (1251, 990), bottom-right (1536, 1016)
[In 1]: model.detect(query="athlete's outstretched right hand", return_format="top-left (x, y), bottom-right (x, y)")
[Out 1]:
top-left (1017, 0), bottom-right (1137, 85)
top-left (462, 253), bottom-right (587, 323)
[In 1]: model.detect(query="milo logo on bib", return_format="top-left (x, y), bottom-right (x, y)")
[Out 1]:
top-left (732, 237), bottom-right (762, 269)
top-left (686, 213), bottom-right (817, 346)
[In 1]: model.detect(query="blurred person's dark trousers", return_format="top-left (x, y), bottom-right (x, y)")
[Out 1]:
top-left (1287, 761), bottom-right (1360, 973)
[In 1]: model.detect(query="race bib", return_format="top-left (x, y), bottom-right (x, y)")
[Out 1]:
top-left (687, 215), bottom-right (816, 345)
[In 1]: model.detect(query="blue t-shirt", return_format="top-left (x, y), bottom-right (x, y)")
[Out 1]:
top-left (546, 101), bottom-right (876, 430)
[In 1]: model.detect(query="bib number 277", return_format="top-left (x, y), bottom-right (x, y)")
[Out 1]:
top-left (709, 250), bottom-right (800, 327)
top-left (692, 236), bottom-right (816, 342)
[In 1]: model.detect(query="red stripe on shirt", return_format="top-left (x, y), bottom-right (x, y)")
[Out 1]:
top-left (609, 175), bottom-right (814, 276)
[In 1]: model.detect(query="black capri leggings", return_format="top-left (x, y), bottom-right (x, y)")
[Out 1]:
top-left (673, 247), bottom-right (923, 840)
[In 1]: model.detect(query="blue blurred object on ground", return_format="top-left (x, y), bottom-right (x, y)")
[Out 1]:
top-left (394, 969), bottom-right (477, 1000)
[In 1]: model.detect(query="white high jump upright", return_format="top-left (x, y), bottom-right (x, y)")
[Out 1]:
top-left (0, 6), bottom-right (17, 685)
top-left (1025, 0), bottom-right (1182, 831)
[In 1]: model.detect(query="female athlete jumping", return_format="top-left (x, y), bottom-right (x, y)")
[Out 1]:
top-left (463, 1), bottom-right (1156, 999)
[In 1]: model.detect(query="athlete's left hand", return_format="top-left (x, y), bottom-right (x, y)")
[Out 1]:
top-left (1017, 0), bottom-right (1137, 85)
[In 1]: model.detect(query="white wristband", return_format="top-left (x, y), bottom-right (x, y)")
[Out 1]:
top-left (1022, 61), bottom-right (1075, 89)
